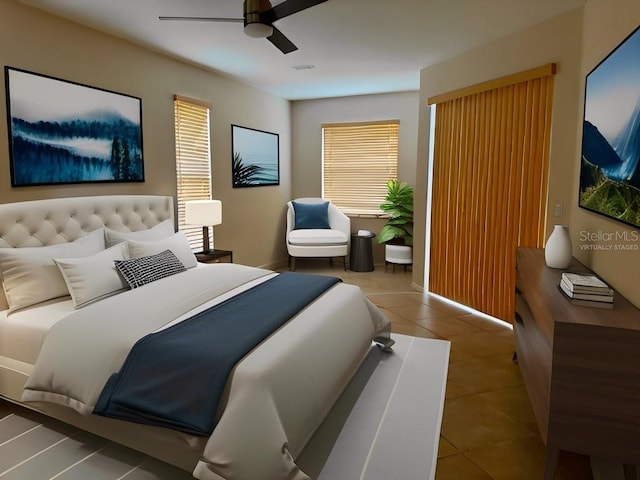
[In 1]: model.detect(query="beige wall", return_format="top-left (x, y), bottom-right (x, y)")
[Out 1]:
top-left (291, 91), bottom-right (419, 264)
top-left (0, 0), bottom-right (291, 268)
top-left (6, 1), bottom-right (638, 299)
top-left (415, 9), bottom-right (584, 292)
top-left (573, 0), bottom-right (640, 306)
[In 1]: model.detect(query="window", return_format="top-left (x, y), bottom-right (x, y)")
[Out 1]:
top-left (174, 95), bottom-right (212, 250)
top-left (322, 120), bottom-right (399, 215)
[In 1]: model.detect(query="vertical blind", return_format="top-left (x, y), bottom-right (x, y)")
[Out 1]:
top-left (322, 120), bottom-right (399, 214)
top-left (174, 95), bottom-right (212, 250)
top-left (428, 65), bottom-right (555, 321)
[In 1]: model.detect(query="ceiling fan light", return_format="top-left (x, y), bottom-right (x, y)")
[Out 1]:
top-left (244, 22), bottom-right (273, 38)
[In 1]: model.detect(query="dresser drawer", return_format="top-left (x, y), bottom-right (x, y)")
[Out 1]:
top-left (514, 289), bottom-right (552, 442)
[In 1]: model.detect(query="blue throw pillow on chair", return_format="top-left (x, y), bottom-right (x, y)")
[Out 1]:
top-left (292, 201), bottom-right (331, 229)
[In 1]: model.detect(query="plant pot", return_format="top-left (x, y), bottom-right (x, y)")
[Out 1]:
top-left (385, 244), bottom-right (412, 265)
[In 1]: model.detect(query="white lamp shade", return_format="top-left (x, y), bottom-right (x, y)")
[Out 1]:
top-left (185, 200), bottom-right (222, 226)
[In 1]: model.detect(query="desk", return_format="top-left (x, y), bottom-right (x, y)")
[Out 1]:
top-left (195, 249), bottom-right (233, 264)
top-left (350, 233), bottom-right (376, 272)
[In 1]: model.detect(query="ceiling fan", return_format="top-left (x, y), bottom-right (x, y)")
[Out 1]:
top-left (159, 0), bottom-right (328, 54)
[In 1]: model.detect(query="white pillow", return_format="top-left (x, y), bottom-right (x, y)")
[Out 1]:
top-left (127, 232), bottom-right (198, 269)
top-left (0, 229), bottom-right (105, 313)
top-left (54, 242), bottom-right (129, 309)
top-left (105, 219), bottom-right (174, 247)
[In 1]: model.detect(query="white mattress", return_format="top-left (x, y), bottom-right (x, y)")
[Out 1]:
top-left (0, 296), bottom-right (75, 364)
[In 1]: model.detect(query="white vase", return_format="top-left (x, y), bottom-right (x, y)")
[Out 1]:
top-left (545, 224), bottom-right (572, 269)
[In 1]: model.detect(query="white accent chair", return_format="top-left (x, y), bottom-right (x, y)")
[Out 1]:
top-left (286, 198), bottom-right (350, 271)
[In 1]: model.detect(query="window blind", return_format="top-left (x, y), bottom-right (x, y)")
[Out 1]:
top-left (428, 65), bottom-right (555, 322)
top-left (174, 95), bottom-right (212, 250)
top-left (322, 120), bottom-right (399, 214)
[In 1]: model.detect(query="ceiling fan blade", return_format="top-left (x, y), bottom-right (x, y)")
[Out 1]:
top-left (261, 0), bottom-right (328, 24)
top-left (158, 16), bottom-right (243, 23)
top-left (267, 26), bottom-right (298, 54)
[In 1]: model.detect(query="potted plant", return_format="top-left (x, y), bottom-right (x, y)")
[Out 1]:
top-left (377, 179), bottom-right (414, 266)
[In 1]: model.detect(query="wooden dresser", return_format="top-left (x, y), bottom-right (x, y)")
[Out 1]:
top-left (514, 248), bottom-right (640, 480)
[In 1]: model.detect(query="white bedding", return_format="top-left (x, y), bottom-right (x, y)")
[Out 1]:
top-left (19, 263), bottom-right (390, 480)
top-left (0, 195), bottom-right (392, 480)
top-left (0, 262), bottom-right (264, 365)
top-left (22, 263), bottom-right (272, 412)
top-left (0, 297), bottom-right (74, 364)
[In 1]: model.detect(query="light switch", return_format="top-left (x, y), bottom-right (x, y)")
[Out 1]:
top-left (555, 203), bottom-right (563, 217)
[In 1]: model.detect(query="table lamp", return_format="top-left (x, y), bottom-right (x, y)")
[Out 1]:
top-left (185, 199), bottom-right (222, 254)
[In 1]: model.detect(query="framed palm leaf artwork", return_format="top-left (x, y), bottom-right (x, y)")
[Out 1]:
top-left (231, 124), bottom-right (279, 188)
top-left (579, 25), bottom-right (640, 228)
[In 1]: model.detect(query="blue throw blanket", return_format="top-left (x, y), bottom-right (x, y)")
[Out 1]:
top-left (93, 272), bottom-right (341, 436)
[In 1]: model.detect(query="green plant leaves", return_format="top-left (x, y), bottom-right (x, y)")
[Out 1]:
top-left (232, 152), bottom-right (262, 186)
top-left (581, 176), bottom-right (640, 226)
top-left (378, 179), bottom-right (414, 245)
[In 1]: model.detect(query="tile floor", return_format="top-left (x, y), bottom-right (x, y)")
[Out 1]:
top-left (289, 259), bottom-right (594, 480)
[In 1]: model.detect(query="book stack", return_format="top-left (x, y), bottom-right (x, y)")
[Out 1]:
top-left (559, 272), bottom-right (614, 309)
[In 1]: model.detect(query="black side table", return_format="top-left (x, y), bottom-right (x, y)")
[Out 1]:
top-left (195, 249), bottom-right (233, 264)
top-left (350, 233), bottom-right (376, 272)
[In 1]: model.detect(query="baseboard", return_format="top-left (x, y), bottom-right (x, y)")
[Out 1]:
top-left (257, 258), bottom-right (289, 270)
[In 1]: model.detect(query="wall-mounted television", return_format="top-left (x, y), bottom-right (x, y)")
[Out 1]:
top-left (579, 25), bottom-right (640, 228)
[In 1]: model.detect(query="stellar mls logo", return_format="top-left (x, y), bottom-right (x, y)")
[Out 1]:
top-left (579, 229), bottom-right (639, 251)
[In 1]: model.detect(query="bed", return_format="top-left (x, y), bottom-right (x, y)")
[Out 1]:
top-left (0, 195), bottom-right (392, 480)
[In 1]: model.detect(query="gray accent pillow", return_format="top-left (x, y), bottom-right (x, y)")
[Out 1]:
top-left (115, 249), bottom-right (186, 289)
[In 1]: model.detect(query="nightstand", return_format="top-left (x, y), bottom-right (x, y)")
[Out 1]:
top-left (194, 249), bottom-right (233, 264)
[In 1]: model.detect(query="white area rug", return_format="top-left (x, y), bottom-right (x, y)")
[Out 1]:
top-left (299, 334), bottom-right (450, 480)
top-left (0, 334), bottom-right (449, 480)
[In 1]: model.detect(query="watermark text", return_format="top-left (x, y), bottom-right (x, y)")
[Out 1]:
top-left (578, 229), bottom-right (639, 251)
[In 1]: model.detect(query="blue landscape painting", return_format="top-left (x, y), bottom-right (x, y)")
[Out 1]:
top-left (580, 26), bottom-right (640, 228)
top-left (5, 68), bottom-right (143, 186)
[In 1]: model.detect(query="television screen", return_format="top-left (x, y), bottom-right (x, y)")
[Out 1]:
top-left (579, 25), bottom-right (640, 228)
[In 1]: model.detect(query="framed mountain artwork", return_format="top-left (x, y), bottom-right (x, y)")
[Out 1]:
top-left (579, 26), bottom-right (640, 228)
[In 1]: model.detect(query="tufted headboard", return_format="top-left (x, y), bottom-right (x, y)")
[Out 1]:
top-left (0, 195), bottom-right (174, 309)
